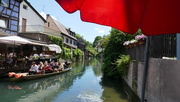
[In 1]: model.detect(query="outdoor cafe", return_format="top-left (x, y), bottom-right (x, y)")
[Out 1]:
top-left (0, 36), bottom-right (62, 73)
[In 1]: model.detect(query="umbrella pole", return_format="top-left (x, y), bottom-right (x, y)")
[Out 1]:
top-left (140, 36), bottom-right (150, 102)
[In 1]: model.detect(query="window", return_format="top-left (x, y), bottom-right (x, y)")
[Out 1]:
top-left (0, 0), bottom-right (9, 7)
top-left (74, 41), bottom-right (77, 46)
top-left (66, 38), bottom-right (69, 43)
top-left (23, 5), bottom-right (28, 10)
top-left (0, 18), bottom-right (8, 28)
top-left (70, 39), bottom-right (72, 44)
top-left (48, 22), bottom-right (50, 27)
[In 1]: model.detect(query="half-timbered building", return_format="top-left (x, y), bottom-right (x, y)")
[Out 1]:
top-left (0, 0), bottom-right (22, 36)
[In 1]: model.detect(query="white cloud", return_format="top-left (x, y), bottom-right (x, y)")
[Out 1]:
top-left (77, 93), bottom-right (102, 102)
top-left (98, 30), bottom-right (105, 33)
top-left (95, 28), bottom-right (99, 30)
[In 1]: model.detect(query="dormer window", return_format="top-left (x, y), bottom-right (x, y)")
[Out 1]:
top-left (23, 4), bottom-right (28, 10)
top-left (0, 0), bottom-right (9, 7)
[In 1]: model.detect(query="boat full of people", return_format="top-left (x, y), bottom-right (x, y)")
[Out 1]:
top-left (7, 60), bottom-right (71, 81)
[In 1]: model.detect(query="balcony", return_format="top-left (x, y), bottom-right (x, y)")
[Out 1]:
top-left (19, 25), bottom-right (61, 37)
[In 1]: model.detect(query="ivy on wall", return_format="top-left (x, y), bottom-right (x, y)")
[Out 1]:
top-left (48, 35), bottom-right (63, 48)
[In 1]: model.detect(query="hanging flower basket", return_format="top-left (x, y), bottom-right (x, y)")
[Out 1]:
top-left (133, 42), bottom-right (139, 46)
top-left (126, 45), bottom-right (130, 48)
top-left (129, 43), bottom-right (134, 48)
top-left (138, 40), bottom-right (146, 45)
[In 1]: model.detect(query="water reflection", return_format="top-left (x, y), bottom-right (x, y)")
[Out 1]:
top-left (0, 63), bottom-right (85, 102)
top-left (100, 77), bottom-right (129, 102)
top-left (0, 59), bottom-right (139, 102)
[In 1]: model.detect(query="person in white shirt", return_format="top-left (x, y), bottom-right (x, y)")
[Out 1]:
top-left (28, 62), bottom-right (38, 75)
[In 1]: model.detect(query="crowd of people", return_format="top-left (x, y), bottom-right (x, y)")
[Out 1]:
top-left (0, 51), bottom-right (58, 67)
top-left (28, 60), bottom-right (70, 75)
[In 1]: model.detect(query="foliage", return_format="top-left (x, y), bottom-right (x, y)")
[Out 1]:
top-left (93, 36), bottom-right (103, 47)
top-left (86, 45), bottom-right (97, 56)
top-left (101, 35), bottom-right (110, 48)
top-left (75, 34), bottom-right (84, 40)
top-left (73, 48), bottom-right (83, 60)
top-left (75, 34), bottom-right (90, 45)
top-left (48, 36), bottom-right (63, 48)
top-left (76, 34), bottom-right (97, 56)
top-left (59, 47), bottom-right (72, 59)
top-left (102, 28), bottom-right (136, 78)
top-left (116, 55), bottom-right (131, 77)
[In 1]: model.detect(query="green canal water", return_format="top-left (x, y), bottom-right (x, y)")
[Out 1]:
top-left (0, 59), bottom-right (139, 102)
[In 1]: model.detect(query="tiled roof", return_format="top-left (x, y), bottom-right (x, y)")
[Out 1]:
top-left (52, 19), bottom-right (69, 35)
top-left (51, 18), bottom-right (77, 40)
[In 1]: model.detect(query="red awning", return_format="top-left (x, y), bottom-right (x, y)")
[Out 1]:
top-left (56, 0), bottom-right (180, 35)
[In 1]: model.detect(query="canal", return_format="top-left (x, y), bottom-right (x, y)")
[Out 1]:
top-left (0, 59), bottom-right (139, 102)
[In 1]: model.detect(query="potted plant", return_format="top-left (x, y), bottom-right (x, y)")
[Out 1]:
top-left (135, 34), bottom-right (146, 45)
top-left (123, 41), bottom-right (131, 48)
top-left (131, 40), bottom-right (138, 46)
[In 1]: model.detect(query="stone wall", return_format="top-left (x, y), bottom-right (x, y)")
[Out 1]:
top-left (125, 58), bottom-right (180, 102)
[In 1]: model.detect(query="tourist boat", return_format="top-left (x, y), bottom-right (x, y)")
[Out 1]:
top-left (6, 68), bottom-right (72, 82)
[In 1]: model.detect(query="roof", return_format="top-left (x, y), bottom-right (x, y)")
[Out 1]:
top-left (23, 0), bottom-right (46, 23)
top-left (50, 16), bottom-right (77, 40)
top-left (53, 18), bottom-right (69, 35)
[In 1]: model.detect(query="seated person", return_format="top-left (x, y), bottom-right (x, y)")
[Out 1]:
top-left (64, 60), bottom-right (70, 69)
top-left (7, 52), bottom-right (14, 64)
top-left (18, 51), bottom-right (25, 59)
top-left (29, 62), bottom-right (38, 75)
top-left (58, 62), bottom-right (64, 71)
top-left (37, 62), bottom-right (44, 74)
top-left (53, 62), bottom-right (59, 72)
top-left (43, 62), bottom-right (53, 73)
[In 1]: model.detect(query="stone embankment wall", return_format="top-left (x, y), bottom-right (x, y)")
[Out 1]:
top-left (124, 58), bottom-right (180, 102)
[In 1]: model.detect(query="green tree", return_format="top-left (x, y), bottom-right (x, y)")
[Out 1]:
top-left (86, 44), bottom-right (97, 56)
top-left (76, 34), bottom-right (97, 56)
top-left (93, 36), bottom-right (103, 47)
top-left (73, 48), bottom-right (83, 60)
top-left (102, 28), bottom-right (135, 78)
top-left (60, 47), bottom-right (72, 59)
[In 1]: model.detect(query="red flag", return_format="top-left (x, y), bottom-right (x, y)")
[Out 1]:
top-left (56, 0), bottom-right (180, 35)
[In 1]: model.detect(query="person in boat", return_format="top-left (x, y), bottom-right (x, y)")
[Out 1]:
top-left (43, 61), bottom-right (53, 73)
top-left (29, 62), bottom-right (38, 75)
top-left (37, 61), bottom-right (44, 74)
top-left (58, 62), bottom-right (64, 71)
top-left (64, 60), bottom-right (70, 69)
top-left (53, 62), bottom-right (59, 72)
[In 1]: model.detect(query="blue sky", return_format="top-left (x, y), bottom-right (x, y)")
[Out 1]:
top-left (27, 0), bottom-right (111, 43)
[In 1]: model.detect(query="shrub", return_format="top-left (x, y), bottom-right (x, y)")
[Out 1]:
top-left (116, 55), bottom-right (131, 77)
top-left (73, 48), bottom-right (83, 60)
